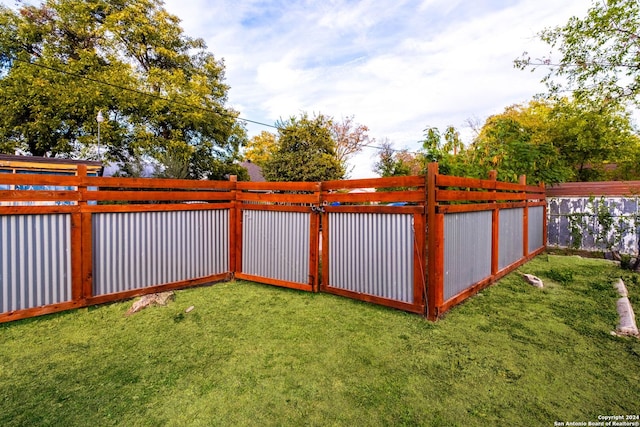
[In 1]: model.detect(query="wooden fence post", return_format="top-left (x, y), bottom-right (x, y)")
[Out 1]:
top-left (75, 164), bottom-right (94, 301)
top-left (229, 175), bottom-right (238, 278)
top-left (489, 170), bottom-right (499, 276)
top-left (427, 162), bottom-right (443, 320)
top-left (520, 175), bottom-right (529, 257)
top-left (308, 182), bottom-right (321, 292)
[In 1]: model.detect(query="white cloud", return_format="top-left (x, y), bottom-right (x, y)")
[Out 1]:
top-left (1, 0), bottom-right (590, 177)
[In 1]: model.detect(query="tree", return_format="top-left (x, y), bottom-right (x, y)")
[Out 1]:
top-left (0, 0), bottom-right (244, 179)
top-left (330, 115), bottom-right (370, 177)
top-left (515, 0), bottom-right (640, 107)
top-left (464, 98), bottom-right (640, 183)
top-left (263, 113), bottom-right (344, 182)
top-left (373, 139), bottom-right (411, 177)
top-left (418, 125), bottom-right (468, 176)
top-left (243, 131), bottom-right (277, 168)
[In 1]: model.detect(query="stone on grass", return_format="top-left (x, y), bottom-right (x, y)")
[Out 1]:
top-left (616, 297), bottom-right (639, 337)
top-left (613, 278), bottom-right (628, 297)
top-left (125, 291), bottom-right (175, 316)
top-left (185, 305), bottom-right (195, 313)
top-left (521, 273), bottom-right (544, 288)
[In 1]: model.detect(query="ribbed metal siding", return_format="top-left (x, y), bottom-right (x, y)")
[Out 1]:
top-left (93, 209), bottom-right (229, 296)
top-left (444, 211), bottom-right (492, 301)
top-left (528, 206), bottom-right (544, 253)
top-left (328, 213), bottom-right (414, 304)
top-left (499, 208), bottom-right (524, 270)
top-left (242, 210), bottom-right (309, 284)
top-left (1, 214), bottom-right (72, 312)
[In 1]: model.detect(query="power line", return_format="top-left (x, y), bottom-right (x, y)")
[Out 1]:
top-left (5, 55), bottom-right (421, 154)
top-left (8, 56), bottom-right (281, 130)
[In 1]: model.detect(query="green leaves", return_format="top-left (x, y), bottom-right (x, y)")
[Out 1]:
top-left (419, 98), bottom-right (640, 184)
top-left (0, 0), bottom-right (242, 179)
top-left (516, 0), bottom-right (640, 107)
top-left (263, 113), bottom-right (344, 182)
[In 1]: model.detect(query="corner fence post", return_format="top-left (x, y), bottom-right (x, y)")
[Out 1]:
top-left (426, 162), bottom-right (443, 320)
top-left (229, 175), bottom-right (238, 278)
top-left (76, 164), bottom-right (93, 301)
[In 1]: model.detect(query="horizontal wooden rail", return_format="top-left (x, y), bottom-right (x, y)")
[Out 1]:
top-left (546, 181), bottom-right (640, 197)
top-left (0, 190), bottom-right (80, 202)
top-left (86, 190), bottom-right (233, 202)
top-left (237, 192), bottom-right (320, 204)
top-left (322, 176), bottom-right (426, 190)
top-left (436, 189), bottom-right (532, 202)
top-left (85, 176), bottom-right (235, 190)
top-left (436, 174), bottom-right (544, 193)
top-left (237, 181), bottom-right (320, 192)
top-left (322, 190), bottom-right (425, 204)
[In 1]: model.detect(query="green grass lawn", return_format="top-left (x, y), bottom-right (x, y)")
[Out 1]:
top-left (1, 255), bottom-right (639, 426)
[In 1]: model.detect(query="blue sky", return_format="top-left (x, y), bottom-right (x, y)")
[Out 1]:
top-left (1, 0), bottom-right (591, 177)
top-left (161, 0), bottom-right (590, 177)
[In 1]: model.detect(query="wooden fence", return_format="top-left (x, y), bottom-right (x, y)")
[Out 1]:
top-left (0, 163), bottom-right (546, 323)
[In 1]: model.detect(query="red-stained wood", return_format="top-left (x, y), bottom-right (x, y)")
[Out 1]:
top-left (70, 212), bottom-right (83, 301)
top-left (322, 190), bottom-right (425, 204)
top-left (546, 181), bottom-right (640, 197)
top-left (492, 208), bottom-right (499, 276)
top-left (436, 189), bottom-right (529, 202)
top-left (81, 210), bottom-right (94, 299)
top-left (0, 190), bottom-right (80, 202)
top-left (0, 174), bottom-right (81, 187)
top-left (237, 181), bottom-right (320, 192)
top-left (76, 166), bottom-right (93, 300)
top-left (426, 163), bottom-right (441, 320)
top-left (309, 211), bottom-right (320, 292)
top-left (84, 203), bottom-right (233, 214)
top-left (321, 286), bottom-right (425, 314)
top-left (229, 176), bottom-right (237, 279)
top-left (413, 212), bottom-right (427, 308)
top-left (0, 301), bottom-right (85, 324)
top-left (431, 213), bottom-right (445, 320)
top-left (436, 174), bottom-right (544, 193)
top-left (436, 201), bottom-right (527, 214)
top-left (237, 192), bottom-right (319, 204)
top-left (0, 205), bottom-right (79, 215)
top-left (89, 190), bottom-right (233, 202)
top-left (234, 273), bottom-right (314, 292)
top-left (322, 175), bottom-right (425, 191)
top-left (523, 203), bottom-right (529, 257)
top-left (324, 205), bottom-right (424, 215)
top-left (85, 274), bottom-right (230, 306)
top-left (238, 204), bottom-right (312, 213)
top-left (235, 198), bottom-right (244, 273)
top-left (321, 212), bottom-right (330, 291)
top-left (84, 176), bottom-right (235, 190)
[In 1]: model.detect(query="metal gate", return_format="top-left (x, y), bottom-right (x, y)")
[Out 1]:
top-left (234, 182), bottom-right (320, 292)
top-left (319, 178), bottom-right (427, 314)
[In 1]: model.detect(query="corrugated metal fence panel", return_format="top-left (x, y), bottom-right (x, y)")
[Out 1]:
top-left (0, 214), bottom-right (72, 312)
top-left (242, 210), bottom-right (310, 284)
top-left (528, 206), bottom-right (545, 253)
top-left (93, 209), bottom-right (229, 296)
top-left (499, 208), bottom-right (524, 270)
top-left (444, 211), bottom-right (492, 301)
top-left (328, 213), bottom-right (414, 304)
